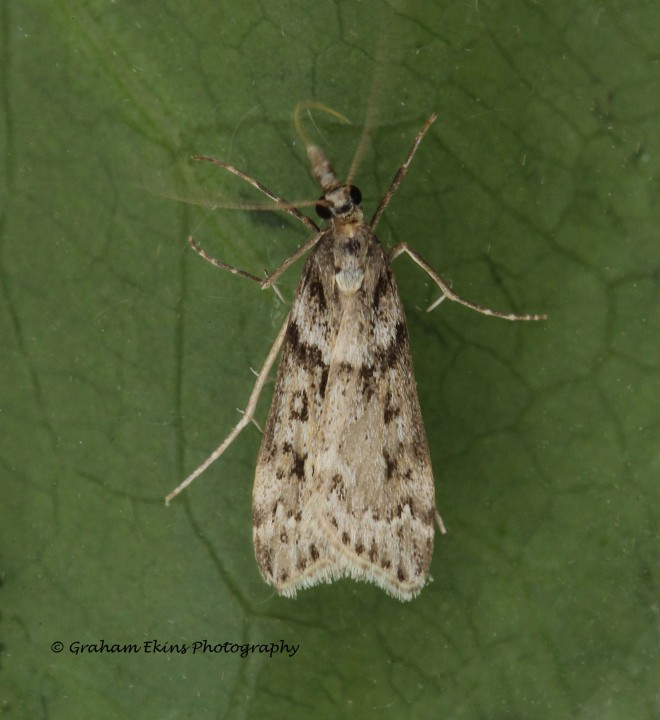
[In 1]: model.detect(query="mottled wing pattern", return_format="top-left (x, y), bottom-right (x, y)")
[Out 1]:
top-left (310, 229), bottom-right (435, 600)
top-left (253, 226), bottom-right (435, 600)
top-left (253, 231), bottom-right (343, 594)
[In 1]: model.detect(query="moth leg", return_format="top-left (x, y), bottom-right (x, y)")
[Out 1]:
top-left (192, 155), bottom-right (319, 232)
top-left (188, 235), bottom-right (265, 285)
top-left (165, 315), bottom-right (289, 504)
top-left (187, 236), bottom-right (281, 303)
top-left (259, 231), bottom-right (324, 289)
top-left (370, 113), bottom-right (438, 231)
top-left (187, 231), bottom-right (323, 299)
top-left (388, 242), bottom-right (547, 322)
top-left (435, 509), bottom-right (447, 535)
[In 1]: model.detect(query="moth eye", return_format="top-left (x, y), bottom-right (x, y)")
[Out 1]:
top-left (316, 198), bottom-right (332, 219)
top-left (349, 185), bottom-right (362, 205)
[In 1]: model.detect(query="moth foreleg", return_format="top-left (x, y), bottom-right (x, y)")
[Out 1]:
top-left (192, 154), bottom-right (319, 232)
top-left (370, 114), bottom-right (438, 231)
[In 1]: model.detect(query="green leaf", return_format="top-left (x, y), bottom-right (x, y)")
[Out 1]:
top-left (2, 0), bottom-right (658, 717)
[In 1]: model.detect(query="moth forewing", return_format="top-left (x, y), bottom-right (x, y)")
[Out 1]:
top-left (253, 222), bottom-right (435, 600)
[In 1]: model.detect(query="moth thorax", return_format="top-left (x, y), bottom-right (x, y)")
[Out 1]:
top-left (334, 232), bottom-right (367, 294)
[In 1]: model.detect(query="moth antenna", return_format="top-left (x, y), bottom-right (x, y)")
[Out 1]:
top-left (346, 4), bottom-right (398, 187)
top-left (147, 186), bottom-right (325, 214)
top-left (346, 77), bottom-right (382, 187)
top-left (293, 101), bottom-right (351, 151)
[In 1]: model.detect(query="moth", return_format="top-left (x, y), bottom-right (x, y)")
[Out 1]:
top-left (166, 105), bottom-right (545, 600)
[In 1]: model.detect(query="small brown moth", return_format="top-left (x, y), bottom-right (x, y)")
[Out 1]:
top-left (166, 105), bottom-right (545, 600)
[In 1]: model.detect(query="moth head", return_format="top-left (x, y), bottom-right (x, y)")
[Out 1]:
top-left (305, 143), bottom-right (363, 224)
top-left (315, 184), bottom-right (363, 223)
